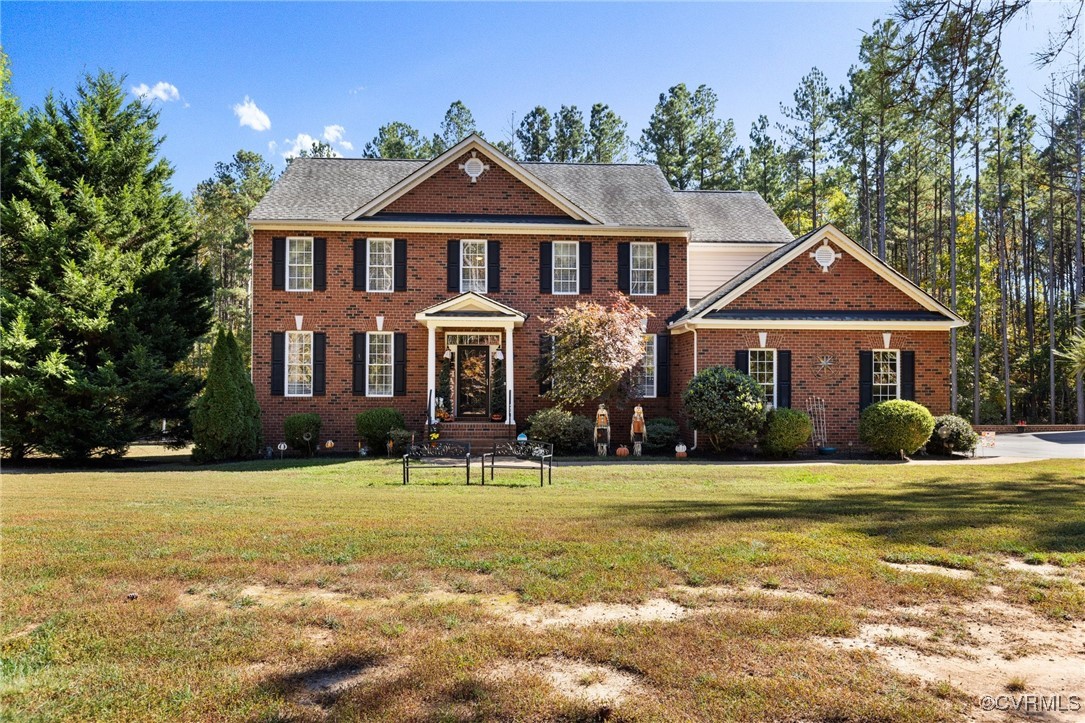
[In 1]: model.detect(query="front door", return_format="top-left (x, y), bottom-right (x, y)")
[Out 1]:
top-left (456, 346), bottom-right (490, 417)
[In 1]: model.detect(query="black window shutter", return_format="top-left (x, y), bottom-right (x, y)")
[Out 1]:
top-left (393, 332), bottom-right (407, 396)
top-left (657, 243), bottom-right (670, 295)
top-left (313, 238), bottom-right (327, 291)
top-left (859, 350), bottom-right (873, 410)
top-left (734, 349), bottom-right (749, 374)
top-left (777, 350), bottom-right (792, 408)
top-left (579, 242), bottom-right (592, 293)
top-left (487, 240), bottom-right (500, 293)
top-left (393, 239), bottom-right (407, 291)
top-left (353, 333), bottom-right (366, 395)
top-left (539, 334), bottom-right (553, 395)
top-left (447, 240), bottom-right (459, 292)
top-left (271, 332), bottom-right (285, 395)
top-left (312, 333), bottom-right (326, 396)
top-left (272, 237), bottom-right (286, 290)
top-left (617, 242), bottom-right (630, 293)
top-left (900, 351), bottom-right (916, 401)
top-left (656, 333), bottom-right (671, 396)
top-left (353, 239), bottom-right (366, 291)
top-left (540, 242), bottom-right (553, 294)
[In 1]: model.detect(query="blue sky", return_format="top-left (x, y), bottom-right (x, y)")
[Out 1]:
top-left (2, 1), bottom-right (1077, 195)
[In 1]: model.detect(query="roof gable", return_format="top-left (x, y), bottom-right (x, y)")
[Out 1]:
top-left (346, 135), bottom-right (602, 224)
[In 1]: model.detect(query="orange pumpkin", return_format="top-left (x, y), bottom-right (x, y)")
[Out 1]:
top-left (615, 445), bottom-right (630, 457)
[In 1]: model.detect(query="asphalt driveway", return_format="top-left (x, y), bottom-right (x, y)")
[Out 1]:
top-left (983, 430), bottom-right (1085, 460)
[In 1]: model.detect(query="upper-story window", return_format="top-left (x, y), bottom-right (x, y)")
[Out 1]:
top-left (367, 238), bottom-right (393, 292)
top-left (286, 331), bottom-right (313, 396)
top-left (287, 237), bottom-right (314, 292)
top-left (872, 349), bottom-right (900, 402)
top-left (635, 335), bottom-right (657, 398)
top-left (631, 242), bottom-right (656, 296)
top-left (553, 241), bottom-right (579, 294)
top-left (749, 349), bottom-right (776, 408)
top-left (461, 239), bottom-right (487, 293)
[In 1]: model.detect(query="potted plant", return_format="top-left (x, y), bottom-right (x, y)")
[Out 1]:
top-left (1015, 419), bottom-right (1028, 433)
top-left (675, 442), bottom-right (687, 459)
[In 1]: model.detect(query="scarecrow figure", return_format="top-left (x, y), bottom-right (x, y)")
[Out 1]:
top-left (594, 403), bottom-right (611, 456)
top-left (630, 404), bottom-right (647, 457)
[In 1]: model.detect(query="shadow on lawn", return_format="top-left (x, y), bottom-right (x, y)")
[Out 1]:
top-left (606, 473), bottom-right (1085, 553)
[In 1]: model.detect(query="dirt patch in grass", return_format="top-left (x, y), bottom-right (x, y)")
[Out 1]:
top-left (487, 655), bottom-right (646, 707)
top-left (825, 589), bottom-right (1085, 722)
top-left (268, 655), bottom-right (410, 715)
top-left (1001, 557), bottom-right (1084, 582)
top-left (884, 562), bottom-right (976, 579)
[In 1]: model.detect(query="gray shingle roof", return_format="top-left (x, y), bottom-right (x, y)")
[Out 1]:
top-left (674, 191), bottom-right (794, 242)
top-left (701, 310), bottom-right (951, 322)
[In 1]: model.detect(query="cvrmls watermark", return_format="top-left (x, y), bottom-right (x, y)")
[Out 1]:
top-left (979, 695), bottom-right (1081, 713)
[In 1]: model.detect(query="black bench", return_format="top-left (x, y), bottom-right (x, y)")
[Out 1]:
top-left (402, 441), bottom-right (472, 485)
top-left (479, 439), bottom-right (554, 487)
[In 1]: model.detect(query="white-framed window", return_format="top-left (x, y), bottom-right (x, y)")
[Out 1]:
top-left (367, 332), bottom-right (394, 397)
top-left (872, 349), bottom-right (900, 402)
top-left (630, 242), bottom-right (656, 296)
top-left (460, 239), bottom-right (487, 293)
top-left (749, 349), bottom-right (777, 408)
top-left (286, 236), bottom-right (314, 292)
top-left (367, 238), bottom-right (393, 292)
top-left (285, 331), bottom-right (313, 396)
top-left (553, 241), bottom-right (579, 294)
top-left (636, 335), bottom-right (657, 398)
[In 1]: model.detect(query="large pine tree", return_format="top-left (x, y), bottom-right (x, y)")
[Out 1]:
top-left (0, 70), bottom-right (212, 459)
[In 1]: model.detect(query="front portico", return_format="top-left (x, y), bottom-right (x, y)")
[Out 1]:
top-left (415, 293), bottom-right (527, 425)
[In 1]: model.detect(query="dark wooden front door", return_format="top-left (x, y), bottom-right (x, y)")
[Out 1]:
top-left (456, 346), bottom-right (490, 417)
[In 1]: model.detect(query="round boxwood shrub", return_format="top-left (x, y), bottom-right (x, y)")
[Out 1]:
top-left (284, 413), bottom-right (322, 456)
top-left (643, 417), bottom-right (680, 455)
top-left (859, 400), bottom-right (935, 457)
top-left (926, 414), bottom-right (979, 456)
top-left (760, 408), bottom-right (812, 458)
top-left (526, 408), bottom-right (594, 455)
top-left (682, 366), bottom-right (767, 453)
top-left (355, 407), bottom-right (406, 452)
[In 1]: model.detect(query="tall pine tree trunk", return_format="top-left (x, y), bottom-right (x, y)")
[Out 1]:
top-left (973, 113), bottom-right (982, 425)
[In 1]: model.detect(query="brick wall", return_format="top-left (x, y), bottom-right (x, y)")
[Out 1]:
top-left (381, 151), bottom-right (570, 218)
top-left (252, 228), bottom-right (687, 450)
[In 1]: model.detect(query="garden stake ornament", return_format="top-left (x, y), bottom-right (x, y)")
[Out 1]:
top-left (594, 403), bottom-right (611, 456)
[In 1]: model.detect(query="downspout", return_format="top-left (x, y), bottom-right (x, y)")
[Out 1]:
top-left (690, 328), bottom-right (699, 451)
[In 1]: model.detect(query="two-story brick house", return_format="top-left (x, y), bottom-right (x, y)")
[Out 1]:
top-left (248, 134), bottom-right (965, 451)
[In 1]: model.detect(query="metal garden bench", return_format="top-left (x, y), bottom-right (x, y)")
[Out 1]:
top-left (479, 439), bottom-right (554, 487)
top-left (402, 441), bottom-right (472, 485)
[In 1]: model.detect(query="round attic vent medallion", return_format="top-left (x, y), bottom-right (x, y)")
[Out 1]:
top-left (811, 242), bottom-right (842, 273)
top-left (463, 157), bottom-right (485, 180)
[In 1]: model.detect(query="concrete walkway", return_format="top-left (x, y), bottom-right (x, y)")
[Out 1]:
top-left (980, 430), bottom-right (1085, 461)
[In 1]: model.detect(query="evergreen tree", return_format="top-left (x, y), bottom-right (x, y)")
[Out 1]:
top-left (639, 83), bottom-right (697, 189)
top-left (742, 115), bottom-right (786, 208)
top-left (191, 329), bottom-right (261, 463)
top-left (692, 85), bottom-right (743, 189)
top-left (587, 103), bottom-right (629, 162)
top-left (296, 140), bottom-right (336, 158)
top-left (0, 51), bottom-right (24, 202)
top-left (362, 121), bottom-right (427, 159)
top-left (0, 71), bottom-right (213, 459)
top-left (432, 100), bottom-right (476, 153)
top-left (550, 105), bottom-right (587, 162)
top-left (517, 106), bottom-right (552, 161)
top-left (780, 67), bottom-right (835, 230)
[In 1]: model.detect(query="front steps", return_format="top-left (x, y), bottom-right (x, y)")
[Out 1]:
top-left (436, 420), bottom-right (515, 452)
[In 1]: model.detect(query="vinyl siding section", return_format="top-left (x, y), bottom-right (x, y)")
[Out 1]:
top-left (688, 244), bottom-right (782, 305)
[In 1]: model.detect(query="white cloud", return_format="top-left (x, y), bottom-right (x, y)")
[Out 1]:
top-left (322, 124), bottom-right (345, 144)
top-left (233, 96), bottom-right (271, 132)
top-left (132, 81), bottom-right (180, 102)
top-left (339, 140), bottom-right (354, 151)
top-left (280, 133), bottom-right (343, 159)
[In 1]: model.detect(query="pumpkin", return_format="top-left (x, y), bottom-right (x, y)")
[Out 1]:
top-left (615, 445), bottom-right (630, 457)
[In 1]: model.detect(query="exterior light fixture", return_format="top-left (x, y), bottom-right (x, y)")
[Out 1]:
top-left (443, 347), bottom-right (453, 360)
top-left (495, 347), bottom-right (504, 360)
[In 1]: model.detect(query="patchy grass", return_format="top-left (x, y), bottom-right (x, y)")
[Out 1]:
top-left (2, 458), bottom-right (1083, 721)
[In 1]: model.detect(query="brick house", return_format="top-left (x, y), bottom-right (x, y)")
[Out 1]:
top-left (248, 134), bottom-right (965, 451)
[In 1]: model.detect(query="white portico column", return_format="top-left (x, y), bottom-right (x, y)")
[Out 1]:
top-left (504, 323), bottom-right (515, 425)
top-left (427, 324), bottom-right (436, 423)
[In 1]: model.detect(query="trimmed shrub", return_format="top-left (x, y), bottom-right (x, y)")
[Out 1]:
top-left (682, 366), bottom-right (767, 453)
top-left (859, 400), bottom-right (935, 457)
top-left (526, 408), bottom-right (594, 455)
top-left (643, 417), bottom-right (681, 455)
top-left (388, 428), bottom-right (413, 456)
top-left (759, 408), bottom-right (812, 458)
top-left (355, 408), bottom-right (407, 451)
top-left (926, 414), bottom-right (979, 456)
top-left (191, 330), bottom-right (262, 463)
top-left (284, 413), bottom-right (322, 456)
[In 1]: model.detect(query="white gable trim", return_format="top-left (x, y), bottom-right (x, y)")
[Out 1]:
top-left (344, 134), bottom-right (603, 225)
top-left (677, 224), bottom-right (966, 326)
top-left (415, 292), bottom-right (528, 326)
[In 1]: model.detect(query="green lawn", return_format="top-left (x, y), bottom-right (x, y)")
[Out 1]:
top-left (2, 458), bottom-right (1083, 721)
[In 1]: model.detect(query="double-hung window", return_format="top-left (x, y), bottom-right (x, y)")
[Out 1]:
top-left (287, 237), bottom-right (314, 291)
top-left (367, 238), bottom-right (393, 292)
top-left (285, 331), bottom-right (313, 396)
top-left (552, 241), bottom-right (579, 294)
top-left (460, 240), bottom-right (487, 293)
top-left (636, 335), bottom-right (657, 398)
top-left (630, 242), bottom-right (656, 296)
top-left (749, 349), bottom-right (777, 408)
top-left (367, 332), bottom-right (394, 397)
top-left (872, 349), bottom-right (900, 402)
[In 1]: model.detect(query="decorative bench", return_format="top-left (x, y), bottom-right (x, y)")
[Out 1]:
top-left (479, 439), bottom-right (554, 487)
top-left (402, 441), bottom-right (472, 485)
